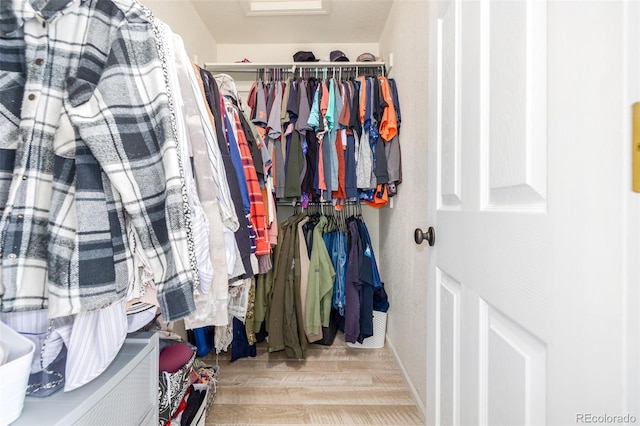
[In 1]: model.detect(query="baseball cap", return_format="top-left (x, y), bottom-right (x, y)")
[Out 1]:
top-left (293, 51), bottom-right (319, 62)
top-left (356, 52), bottom-right (377, 62)
top-left (330, 50), bottom-right (350, 62)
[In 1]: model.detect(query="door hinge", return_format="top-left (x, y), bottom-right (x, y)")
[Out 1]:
top-left (633, 102), bottom-right (640, 192)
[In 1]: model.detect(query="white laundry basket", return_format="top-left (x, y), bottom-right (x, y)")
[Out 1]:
top-left (0, 322), bottom-right (35, 426)
top-left (346, 311), bottom-right (388, 349)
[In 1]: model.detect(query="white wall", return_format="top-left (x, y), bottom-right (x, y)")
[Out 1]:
top-left (215, 9), bottom-right (426, 420)
top-left (141, 0), bottom-right (218, 63)
top-left (378, 0), bottom-right (430, 420)
top-left (216, 42), bottom-right (379, 63)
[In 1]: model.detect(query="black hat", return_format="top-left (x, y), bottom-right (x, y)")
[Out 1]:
top-left (330, 50), bottom-right (350, 62)
top-left (293, 51), bottom-right (319, 62)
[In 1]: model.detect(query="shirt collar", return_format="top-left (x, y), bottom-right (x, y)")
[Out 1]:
top-left (1, 0), bottom-right (35, 35)
top-left (0, 0), bottom-right (82, 35)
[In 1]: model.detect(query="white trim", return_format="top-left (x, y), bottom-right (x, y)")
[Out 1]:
top-left (386, 335), bottom-right (428, 424)
top-left (241, 0), bottom-right (330, 16)
top-left (203, 61), bottom-right (386, 74)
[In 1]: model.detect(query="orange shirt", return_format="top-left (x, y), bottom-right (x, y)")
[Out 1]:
top-left (316, 136), bottom-right (326, 191)
top-left (321, 80), bottom-right (330, 117)
top-left (378, 76), bottom-right (398, 142)
top-left (338, 81), bottom-right (351, 128)
top-left (358, 76), bottom-right (367, 125)
top-left (232, 109), bottom-right (271, 256)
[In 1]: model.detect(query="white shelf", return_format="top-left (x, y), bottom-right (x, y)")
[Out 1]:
top-left (203, 61), bottom-right (387, 74)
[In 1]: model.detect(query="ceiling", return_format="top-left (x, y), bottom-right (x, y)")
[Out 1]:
top-left (189, 0), bottom-right (394, 44)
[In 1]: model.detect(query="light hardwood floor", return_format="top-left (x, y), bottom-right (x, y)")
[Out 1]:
top-left (202, 332), bottom-right (423, 425)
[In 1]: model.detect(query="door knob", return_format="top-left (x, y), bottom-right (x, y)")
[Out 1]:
top-left (414, 227), bottom-right (435, 246)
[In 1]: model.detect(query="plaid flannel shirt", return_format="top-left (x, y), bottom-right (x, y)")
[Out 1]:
top-left (227, 104), bottom-right (270, 257)
top-left (0, 0), bottom-right (195, 321)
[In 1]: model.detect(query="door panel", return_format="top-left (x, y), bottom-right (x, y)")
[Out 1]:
top-left (427, 0), bottom-right (633, 425)
top-left (481, 0), bottom-right (547, 209)
top-left (438, 269), bottom-right (461, 426)
top-left (463, 0), bottom-right (550, 421)
top-left (482, 302), bottom-right (546, 426)
top-left (438, 0), bottom-right (462, 209)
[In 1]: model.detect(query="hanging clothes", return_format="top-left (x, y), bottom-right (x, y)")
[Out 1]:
top-left (167, 31), bottom-right (231, 329)
top-left (268, 213), bottom-right (307, 356)
top-left (305, 215), bottom-right (336, 338)
top-left (197, 68), bottom-right (256, 279)
top-left (344, 218), bottom-right (362, 343)
top-left (0, 0), bottom-right (228, 396)
top-left (330, 227), bottom-right (348, 316)
top-left (245, 68), bottom-right (402, 208)
top-left (225, 104), bottom-right (270, 259)
top-left (260, 201), bottom-right (386, 351)
top-left (0, 0), bottom-right (196, 321)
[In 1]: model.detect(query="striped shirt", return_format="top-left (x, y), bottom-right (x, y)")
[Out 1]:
top-left (226, 104), bottom-right (271, 257)
top-left (0, 0), bottom-right (195, 321)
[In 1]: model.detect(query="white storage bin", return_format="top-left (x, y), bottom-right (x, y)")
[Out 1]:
top-left (0, 322), bottom-right (35, 426)
top-left (13, 332), bottom-right (158, 426)
top-left (346, 311), bottom-right (388, 349)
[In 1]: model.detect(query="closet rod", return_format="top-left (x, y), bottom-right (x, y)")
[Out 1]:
top-left (277, 199), bottom-right (364, 208)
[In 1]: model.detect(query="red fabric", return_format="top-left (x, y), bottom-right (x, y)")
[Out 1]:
top-left (332, 131), bottom-right (346, 200)
top-left (232, 109), bottom-right (271, 256)
top-left (338, 82), bottom-right (350, 128)
top-left (158, 344), bottom-right (194, 373)
top-left (247, 81), bottom-right (258, 120)
top-left (317, 135), bottom-right (326, 192)
top-left (320, 80), bottom-right (329, 116)
top-left (164, 387), bottom-right (192, 426)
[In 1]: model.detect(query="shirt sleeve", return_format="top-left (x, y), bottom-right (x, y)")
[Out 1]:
top-left (65, 20), bottom-right (195, 322)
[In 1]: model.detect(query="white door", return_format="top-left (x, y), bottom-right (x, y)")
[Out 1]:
top-left (426, 1), bottom-right (639, 425)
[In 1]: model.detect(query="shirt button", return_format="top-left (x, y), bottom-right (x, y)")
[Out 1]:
top-left (22, 134), bottom-right (27, 142)
top-left (28, 94), bottom-right (35, 101)
top-left (17, 214), bottom-right (24, 220)
top-left (22, 176), bottom-right (27, 180)
top-left (35, 58), bottom-right (43, 66)
top-left (8, 253), bottom-right (16, 259)
top-left (42, 21), bottom-right (46, 28)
